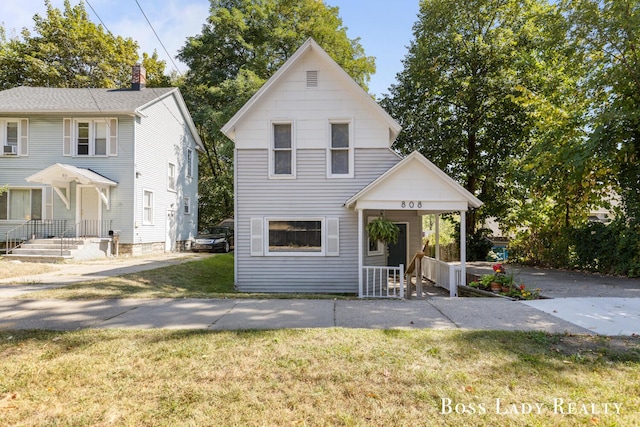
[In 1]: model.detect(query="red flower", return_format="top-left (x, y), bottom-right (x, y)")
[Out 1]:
top-left (519, 284), bottom-right (526, 290)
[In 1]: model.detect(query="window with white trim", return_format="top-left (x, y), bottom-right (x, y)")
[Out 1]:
top-left (186, 148), bottom-right (193, 178)
top-left (64, 118), bottom-right (117, 157)
top-left (142, 190), bottom-right (154, 225)
top-left (168, 162), bottom-right (176, 191)
top-left (367, 217), bottom-right (383, 255)
top-left (250, 217), bottom-right (339, 257)
top-left (0, 188), bottom-right (42, 221)
top-left (269, 219), bottom-right (322, 253)
top-left (183, 197), bottom-right (190, 215)
top-left (271, 122), bottom-right (294, 177)
top-left (328, 121), bottom-right (353, 177)
top-left (1, 118), bottom-right (28, 156)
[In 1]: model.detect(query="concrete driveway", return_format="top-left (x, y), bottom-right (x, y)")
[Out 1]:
top-left (468, 262), bottom-right (640, 336)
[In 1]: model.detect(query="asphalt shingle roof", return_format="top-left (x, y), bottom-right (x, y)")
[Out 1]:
top-left (0, 86), bottom-right (177, 114)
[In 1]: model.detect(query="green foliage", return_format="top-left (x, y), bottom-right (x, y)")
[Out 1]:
top-left (382, 0), bottom-right (554, 237)
top-left (178, 0), bottom-right (376, 224)
top-left (563, 0), bottom-right (640, 228)
top-left (466, 228), bottom-right (494, 262)
top-left (0, 0), bottom-right (167, 89)
top-left (366, 217), bottom-right (400, 245)
top-left (510, 218), bottom-right (640, 277)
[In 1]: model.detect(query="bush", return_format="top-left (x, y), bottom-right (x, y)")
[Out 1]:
top-left (509, 219), bottom-right (640, 277)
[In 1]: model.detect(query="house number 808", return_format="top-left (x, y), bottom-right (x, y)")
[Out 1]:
top-left (401, 201), bottom-right (422, 209)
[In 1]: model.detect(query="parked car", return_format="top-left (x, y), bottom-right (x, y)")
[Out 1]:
top-left (192, 227), bottom-right (234, 253)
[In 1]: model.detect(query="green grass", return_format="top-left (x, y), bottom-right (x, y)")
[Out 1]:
top-left (18, 254), bottom-right (354, 300)
top-left (0, 329), bottom-right (638, 426)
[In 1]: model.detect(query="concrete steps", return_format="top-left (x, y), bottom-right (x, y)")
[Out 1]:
top-left (4, 238), bottom-right (93, 263)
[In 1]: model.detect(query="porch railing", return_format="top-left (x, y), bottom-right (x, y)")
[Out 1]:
top-left (422, 256), bottom-right (463, 296)
top-left (4, 219), bottom-right (68, 254)
top-left (360, 264), bottom-right (404, 298)
top-left (4, 219), bottom-right (112, 255)
top-left (77, 219), bottom-right (113, 238)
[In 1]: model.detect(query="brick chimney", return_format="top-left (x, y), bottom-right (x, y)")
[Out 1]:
top-left (131, 63), bottom-right (146, 90)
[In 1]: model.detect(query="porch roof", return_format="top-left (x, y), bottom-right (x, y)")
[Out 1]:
top-left (26, 163), bottom-right (117, 210)
top-left (25, 163), bottom-right (118, 187)
top-left (345, 151), bottom-right (483, 212)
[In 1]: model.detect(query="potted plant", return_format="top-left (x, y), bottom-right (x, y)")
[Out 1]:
top-left (366, 217), bottom-right (400, 245)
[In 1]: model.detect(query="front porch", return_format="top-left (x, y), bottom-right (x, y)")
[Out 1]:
top-left (345, 152), bottom-right (483, 299)
top-left (359, 239), bottom-right (466, 299)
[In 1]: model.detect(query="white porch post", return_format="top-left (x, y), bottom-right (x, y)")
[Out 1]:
top-left (435, 214), bottom-right (440, 288)
top-left (357, 208), bottom-right (363, 297)
top-left (455, 210), bottom-right (466, 298)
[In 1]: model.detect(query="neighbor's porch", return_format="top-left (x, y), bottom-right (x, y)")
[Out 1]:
top-left (3, 164), bottom-right (118, 259)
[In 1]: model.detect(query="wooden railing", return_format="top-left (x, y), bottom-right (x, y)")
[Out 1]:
top-left (360, 264), bottom-right (405, 298)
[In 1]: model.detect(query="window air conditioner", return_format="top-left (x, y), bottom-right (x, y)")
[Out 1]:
top-left (3, 145), bottom-right (17, 155)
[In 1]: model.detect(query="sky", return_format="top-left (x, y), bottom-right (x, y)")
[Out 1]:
top-left (0, 0), bottom-right (420, 97)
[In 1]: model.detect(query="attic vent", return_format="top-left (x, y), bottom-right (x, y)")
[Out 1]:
top-left (306, 70), bottom-right (318, 88)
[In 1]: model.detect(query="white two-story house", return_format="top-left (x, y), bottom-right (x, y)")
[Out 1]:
top-left (222, 39), bottom-right (482, 297)
top-left (0, 65), bottom-right (203, 258)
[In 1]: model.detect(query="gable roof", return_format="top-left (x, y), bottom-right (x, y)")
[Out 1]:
top-left (221, 38), bottom-right (402, 143)
top-left (0, 86), bottom-right (204, 151)
top-left (345, 151), bottom-right (483, 211)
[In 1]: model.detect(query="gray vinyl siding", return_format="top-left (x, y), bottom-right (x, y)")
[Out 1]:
top-left (236, 147), bottom-right (400, 293)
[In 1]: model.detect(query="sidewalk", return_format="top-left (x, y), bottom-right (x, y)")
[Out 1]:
top-left (0, 255), bottom-right (639, 335)
top-left (0, 297), bottom-right (594, 334)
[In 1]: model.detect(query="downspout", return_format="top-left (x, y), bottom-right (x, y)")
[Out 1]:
top-left (357, 208), bottom-right (363, 297)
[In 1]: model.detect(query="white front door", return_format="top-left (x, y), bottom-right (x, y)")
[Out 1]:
top-left (78, 186), bottom-right (100, 236)
top-left (165, 209), bottom-right (176, 252)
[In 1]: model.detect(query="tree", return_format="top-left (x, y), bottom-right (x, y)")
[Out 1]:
top-left (564, 0), bottom-right (640, 225)
top-left (381, 0), bottom-right (550, 248)
top-left (177, 0), bottom-right (376, 229)
top-left (0, 0), bottom-right (168, 89)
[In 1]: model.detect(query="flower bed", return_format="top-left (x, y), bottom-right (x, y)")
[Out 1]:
top-left (467, 263), bottom-right (541, 300)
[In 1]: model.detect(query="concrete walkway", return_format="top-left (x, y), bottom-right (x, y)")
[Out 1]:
top-left (0, 297), bottom-right (593, 334)
top-left (0, 255), bottom-right (638, 335)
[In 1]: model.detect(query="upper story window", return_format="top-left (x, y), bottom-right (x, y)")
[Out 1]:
top-left (76, 120), bottom-right (106, 156)
top-left (186, 148), bottom-right (193, 178)
top-left (167, 162), bottom-right (177, 192)
top-left (63, 118), bottom-right (117, 157)
top-left (271, 122), bottom-right (295, 178)
top-left (328, 120), bottom-right (353, 178)
top-left (1, 118), bottom-right (28, 156)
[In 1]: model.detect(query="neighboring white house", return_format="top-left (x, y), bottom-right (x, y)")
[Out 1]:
top-left (0, 65), bottom-right (203, 258)
top-left (222, 38), bottom-right (482, 297)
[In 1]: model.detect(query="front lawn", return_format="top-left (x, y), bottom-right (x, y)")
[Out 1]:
top-left (0, 329), bottom-right (638, 426)
top-left (18, 254), bottom-right (352, 299)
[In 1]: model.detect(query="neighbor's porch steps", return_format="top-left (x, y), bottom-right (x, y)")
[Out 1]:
top-left (4, 238), bottom-right (86, 263)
